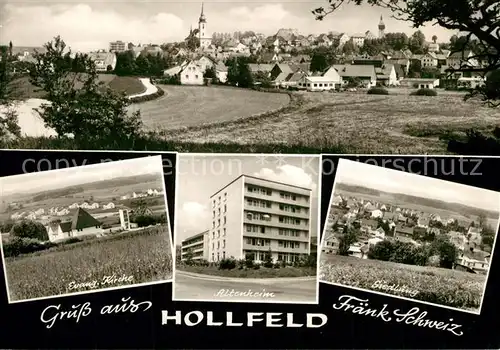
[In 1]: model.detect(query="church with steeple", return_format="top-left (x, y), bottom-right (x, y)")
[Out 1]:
top-left (378, 15), bottom-right (386, 38)
top-left (198, 3), bottom-right (212, 50)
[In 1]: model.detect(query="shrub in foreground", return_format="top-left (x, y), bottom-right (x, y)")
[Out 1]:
top-left (3, 237), bottom-right (57, 257)
top-left (410, 88), bottom-right (438, 96)
top-left (367, 87), bottom-right (389, 95)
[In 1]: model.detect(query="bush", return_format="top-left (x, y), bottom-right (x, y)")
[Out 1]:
top-left (410, 88), bottom-right (438, 96)
top-left (367, 87), bottom-right (389, 95)
top-left (132, 215), bottom-right (164, 227)
top-left (129, 86), bottom-right (165, 104)
top-left (3, 237), bottom-right (57, 257)
top-left (10, 220), bottom-right (49, 241)
top-left (218, 258), bottom-right (237, 270)
top-left (62, 237), bottom-right (83, 245)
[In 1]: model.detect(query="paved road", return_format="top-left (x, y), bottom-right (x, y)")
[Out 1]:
top-left (174, 271), bottom-right (317, 303)
top-left (129, 85), bottom-right (289, 130)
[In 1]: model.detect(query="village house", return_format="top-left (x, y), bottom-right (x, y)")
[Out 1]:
top-left (371, 209), bottom-right (383, 219)
top-left (446, 50), bottom-right (479, 68)
top-left (375, 63), bottom-right (398, 86)
top-left (164, 60), bottom-right (204, 85)
top-left (322, 234), bottom-right (340, 254)
top-left (331, 195), bottom-right (344, 207)
top-left (395, 225), bottom-right (414, 238)
top-left (88, 52), bottom-right (117, 72)
top-left (332, 64), bottom-right (377, 88)
top-left (417, 216), bottom-right (430, 228)
top-left (348, 242), bottom-right (369, 259)
top-left (248, 63), bottom-right (274, 77)
top-left (45, 207), bottom-right (103, 243)
top-left (400, 78), bottom-right (440, 89)
top-left (420, 52), bottom-right (439, 68)
top-left (103, 202), bottom-right (116, 210)
top-left (297, 76), bottom-right (338, 91)
top-left (456, 249), bottom-right (490, 274)
top-left (351, 34), bottom-right (366, 46)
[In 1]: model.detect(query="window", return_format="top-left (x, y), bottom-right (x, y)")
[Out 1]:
top-left (222, 251), bottom-right (226, 259)
top-left (260, 226), bottom-right (265, 234)
top-left (212, 221), bottom-right (215, 228)
top-left (212, 231), bottom-right (215, 239)
top-left (224, 216), bottom-right (227, 224)
top-left (212, 200), bottom-right (215, 208)
top-left (217, 230), bottom-right (220, 238)
top-left (195, 75), bottom-right (199, 79)
top-left (224, 204), bottom-right (227, 212)
top-left (217, 241), bottom-right (220, 249)
top-left (218, 196), bottom-right (221, 202)
top-left (223, 228), bottom-right (226, 236)
top-left (212, 242), bottom-right (214, 250)
top-left (218, 219), bottom-right (220, 227)
top-left (185, 75), bottom-right (189, 79)
top-left (218, 208), bottom-right (221, 215)
top-left (223, 240), bottom-right (226, 248)
top-left (212, 211), bottom-right (215, 218)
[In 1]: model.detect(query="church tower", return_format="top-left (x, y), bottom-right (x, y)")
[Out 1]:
top-left (198, 3), bottom-right (212, 50)
top-left (378, 15), bottom-right (386, 38)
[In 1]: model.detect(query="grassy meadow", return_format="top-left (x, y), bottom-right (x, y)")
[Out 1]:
top-left (154, 89), bottom-right (500, 154)
top-left (320, 254), bottom-right (485, 312)
top-left (3, 225), bottom-right (173, 302)
top-left (178, 264), bottom-right (317, 278)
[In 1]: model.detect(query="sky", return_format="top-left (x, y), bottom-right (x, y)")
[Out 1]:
top-left (175, 154), bottom-right (321, 242)
top-left (1, 0), bottom-right (457, 52)
top-left (334, 159), bottom-right (500, 213)
top-left (0, 155), bottom-right (164, 196)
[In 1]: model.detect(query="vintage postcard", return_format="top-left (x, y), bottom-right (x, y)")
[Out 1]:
top-left (173, 153), bottom-right (321, 303)
top-left (319, 158), bottom-right (500, 314)
top-left (0, 155), bottom-right (174, 303)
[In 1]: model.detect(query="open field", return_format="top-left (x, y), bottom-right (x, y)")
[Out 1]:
top-left (156, 89), bottom-right (500, 154)
top-left (131, 85), bottom-right (290, 129)
top-left (12, 75), bottom-right (145, 99)
top-left (335, 189), bottom-right (499, 228)
top-left (178, 264), bottom-right (317, 278)
top-left (2, 225), bottom-right (173, 301)
top-left (320, 254), bottom-right (485, 312)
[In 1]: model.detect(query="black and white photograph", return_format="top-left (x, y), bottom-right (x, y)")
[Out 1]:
top-left (0, 155), bottom-right (174, 303)
top-left (319, 158), bottom-right (500, 314)
top-left (173, 153), bottom-right (320, 303)
top-left (1, 1), bottom-right (498, 156)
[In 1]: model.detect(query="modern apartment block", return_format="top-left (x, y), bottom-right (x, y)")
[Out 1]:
top-left (109, 40), bottom-right (126, 53)
top-left (181, 230), bottom-right (209, 261)
top-left (208, 175), bottom-right (312, 264)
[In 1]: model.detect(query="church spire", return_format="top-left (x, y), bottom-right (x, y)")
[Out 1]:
top-left (199, 2), bottom-right (206, 23)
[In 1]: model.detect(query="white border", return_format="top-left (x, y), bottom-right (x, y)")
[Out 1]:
top-left (0, 151), bottom-right (177, 304)
top-left (318, 156), bottom-right (500, 315)
top-left (172, 153), bottom-right (321, 305)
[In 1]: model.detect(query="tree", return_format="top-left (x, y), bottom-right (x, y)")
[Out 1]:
top-left (184, 248), bottom-right (194, 265)
top-left (29, 36), bottom-right (144, 148)
top-left (186, 28), bottom-right (200, 51)
top-left (430, 236), bottom-right (458, 269)
top-left (10, 220), bottom-right (49, 241)
top-left (310, 52), bottom-right (329, 73)
top-left (263, 248), bottom-right (274, 268)
top-left (203, 66), bottom-right (217, 80)
top-left (337, 227), bottom-right (358, 255)
top-left (384, 32), bottom-right (409, 51)
top-left (432, 35), bottom-right (438, 44)
top-left (115, 51), bottom-right (137, 76)
top-left (342, 40), bottom-right (358, 55)
top-left (0, 45), bottom-right (22, 143)
top-left (409, 30), bottom-right (427, 54)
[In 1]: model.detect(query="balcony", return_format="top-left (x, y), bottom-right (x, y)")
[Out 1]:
top-left (242, 243), bottom-right (309, 254)
top-left (243, 203), bottom-right (310, 219)
top-left (242, 231), bottom-right (309, 243)
top-left (244, 191), bottom-right (310, 208)
top-left (181, 241), bottom-right (204, 250)
top-left (243, 216), bottom-right (309, 231)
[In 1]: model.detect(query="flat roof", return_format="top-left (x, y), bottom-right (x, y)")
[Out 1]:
top-left (210, 174), bottom-right (312, 198)
top-left (182, 229), bottom-right (209, 243)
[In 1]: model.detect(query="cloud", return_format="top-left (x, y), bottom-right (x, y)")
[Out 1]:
top-left (1, 3), bottom-right (184, 52)
top-left (253, 164), bottom-right (317, 191)
top-left (176, 201), bottom-right (210, 239)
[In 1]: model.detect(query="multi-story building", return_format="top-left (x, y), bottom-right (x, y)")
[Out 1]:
top-left (109, 40), bottom-right (127, 53)
top-left (208, 175), bottom-right (312, 264)
top-left (181, 230), bottom-right (209, 261)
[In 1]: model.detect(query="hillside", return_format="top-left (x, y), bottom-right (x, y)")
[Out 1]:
top-left (335, 182), bottom-right (498, 219)
top-left (4, 173), bottom-right (162, 203)
top-left (10, 74), bottom-right (145, 99)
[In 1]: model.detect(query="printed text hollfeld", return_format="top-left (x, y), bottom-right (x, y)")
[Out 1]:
top-left (162, 311), bottom-right (327, 328)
